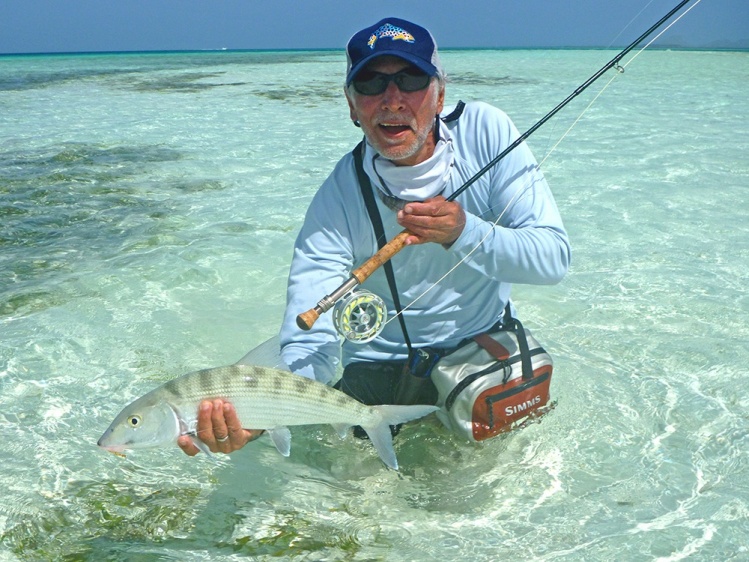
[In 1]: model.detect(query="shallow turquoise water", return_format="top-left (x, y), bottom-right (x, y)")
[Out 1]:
top-left (1, 48), bottom-right (748, 561)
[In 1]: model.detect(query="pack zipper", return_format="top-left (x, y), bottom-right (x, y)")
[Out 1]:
top-left (444, 347), bottom-right (546, 411)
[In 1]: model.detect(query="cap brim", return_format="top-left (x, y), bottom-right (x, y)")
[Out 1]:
top-left (346, 51), bottom-right (438, 86)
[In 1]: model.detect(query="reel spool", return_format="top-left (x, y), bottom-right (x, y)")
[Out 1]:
top-left (333, 290), bottom-right (386, 343)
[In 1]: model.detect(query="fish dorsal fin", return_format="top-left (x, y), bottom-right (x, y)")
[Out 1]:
top-left (268, 427), bottom-right (291, 457)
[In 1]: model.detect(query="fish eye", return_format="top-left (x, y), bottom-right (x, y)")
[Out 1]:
top-left (127, 415), bottom-right (142, 428)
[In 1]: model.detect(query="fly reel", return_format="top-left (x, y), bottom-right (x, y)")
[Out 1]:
top-left (333, 289), bottom-right (386, 343)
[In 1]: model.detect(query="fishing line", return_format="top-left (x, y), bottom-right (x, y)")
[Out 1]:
top-left (504, 0), bottom-right (658, 165)
top-left (439, 0), bottom-right (695, 206)
top-left (608, 0), bottom-right (659, 50)
top-left (381, 0), bottom-right (702, 327)
top-left (539, 0), bottom-right (703, 168)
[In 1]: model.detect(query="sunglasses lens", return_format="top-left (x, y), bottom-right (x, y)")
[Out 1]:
top-left (353, 72), bottom-right (388, 95)
top-left (353, 68), bottom-right (431, 95)
top-left (395, 69), bottom-right (431, 92)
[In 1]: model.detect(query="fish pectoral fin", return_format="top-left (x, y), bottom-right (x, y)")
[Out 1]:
top-left (192, 437), bottom-right (214, 457)
top-left (331, 423), bottom-right (350, 439)
top-left (183, 429), bottom-right (214, 458)
top-left (179, 416), bottom-right (215, 458)
top-left (268, 427), bottom-right (291, 457)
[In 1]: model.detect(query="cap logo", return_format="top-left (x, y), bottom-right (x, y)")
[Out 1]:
top-left (367, 23), bottom-right (415, 50)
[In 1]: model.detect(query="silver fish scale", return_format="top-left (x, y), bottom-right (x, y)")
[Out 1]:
top-left (159, 364), bottom-right (381, 429)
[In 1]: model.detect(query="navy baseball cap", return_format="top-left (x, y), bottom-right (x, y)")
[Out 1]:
top-left (345, 18), bottom-right (443, 86)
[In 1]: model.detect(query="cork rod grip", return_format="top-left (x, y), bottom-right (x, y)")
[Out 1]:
top-left (352, 230), bottom-right (410, 284)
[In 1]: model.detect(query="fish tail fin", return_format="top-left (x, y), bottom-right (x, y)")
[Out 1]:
top-left (375, 404), bottom-right (440, 426)
top-left (361, 404), bottom-right (439, 470)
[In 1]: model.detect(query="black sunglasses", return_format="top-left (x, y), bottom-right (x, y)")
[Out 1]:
top-left (352, 67), bottom-right (432, 96)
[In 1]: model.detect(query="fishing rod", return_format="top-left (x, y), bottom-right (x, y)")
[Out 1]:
top-left (297, 0), bottom-right (694, 332)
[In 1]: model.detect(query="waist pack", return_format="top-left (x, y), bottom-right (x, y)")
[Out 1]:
top-left (432, 319), bottom-right (553, 441)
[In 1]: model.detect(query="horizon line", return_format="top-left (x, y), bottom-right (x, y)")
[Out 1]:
top-left (2, 44), bottom-right (747, 58)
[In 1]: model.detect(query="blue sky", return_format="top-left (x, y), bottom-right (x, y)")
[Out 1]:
top-left (1, 0), bottom-right (746, 54)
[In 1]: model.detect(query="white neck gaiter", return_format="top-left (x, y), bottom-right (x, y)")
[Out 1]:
top-left (362, 119), bottom-right (454, 204)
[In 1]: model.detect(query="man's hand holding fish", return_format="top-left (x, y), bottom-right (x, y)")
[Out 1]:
top-left (177, 399), bottom-right (263, 456)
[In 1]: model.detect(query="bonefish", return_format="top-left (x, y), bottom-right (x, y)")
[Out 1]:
top-left (97, 364), bottom-right (437, 470)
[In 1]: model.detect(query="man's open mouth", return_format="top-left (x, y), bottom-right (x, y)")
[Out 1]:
top-left (379, 123), bottom-right (411, 135)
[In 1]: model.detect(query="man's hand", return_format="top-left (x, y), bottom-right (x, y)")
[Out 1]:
top-left (397, 196), bottom-right (465, 246)
top-left (178, 399), bottom-right (263, 456)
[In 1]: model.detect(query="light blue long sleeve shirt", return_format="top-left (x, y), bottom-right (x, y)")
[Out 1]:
top-left (280, 101), bottom-right (570, 383)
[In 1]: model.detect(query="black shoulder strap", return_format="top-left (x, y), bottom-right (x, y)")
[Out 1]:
top-left (441, 100), bottom-right (465, 123)
top-left (506, 316), bottom-right (534, 380)
top-left (352, 141), bottom-right (412, 351)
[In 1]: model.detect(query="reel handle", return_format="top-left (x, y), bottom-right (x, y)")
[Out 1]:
top-left (296, 230), bottom-right (410, 331)
top-left (296, 308), bottom-right (321, 331)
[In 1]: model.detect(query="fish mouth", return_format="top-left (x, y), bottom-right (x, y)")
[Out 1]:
top-left (98, 442), bottom-right (124, 451)
top-left (98, 441), bottom-right (126, 453)
top-left (97, 434), bottom-right (126, 454)
top-left (98, 441), bottom-right (128, 458)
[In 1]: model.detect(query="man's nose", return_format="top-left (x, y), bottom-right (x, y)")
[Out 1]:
top-left (380, 80), bottom-right (405, 109)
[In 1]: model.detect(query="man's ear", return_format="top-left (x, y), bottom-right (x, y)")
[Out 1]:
top-left (436, 84), bottom-right (445, 115)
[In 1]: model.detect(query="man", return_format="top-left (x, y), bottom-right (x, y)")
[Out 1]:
top-left (179, 17), bottom-right (570, 456)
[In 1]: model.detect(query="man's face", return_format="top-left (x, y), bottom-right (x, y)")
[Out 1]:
top-left (346, 56), bottom-right (445, 167)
